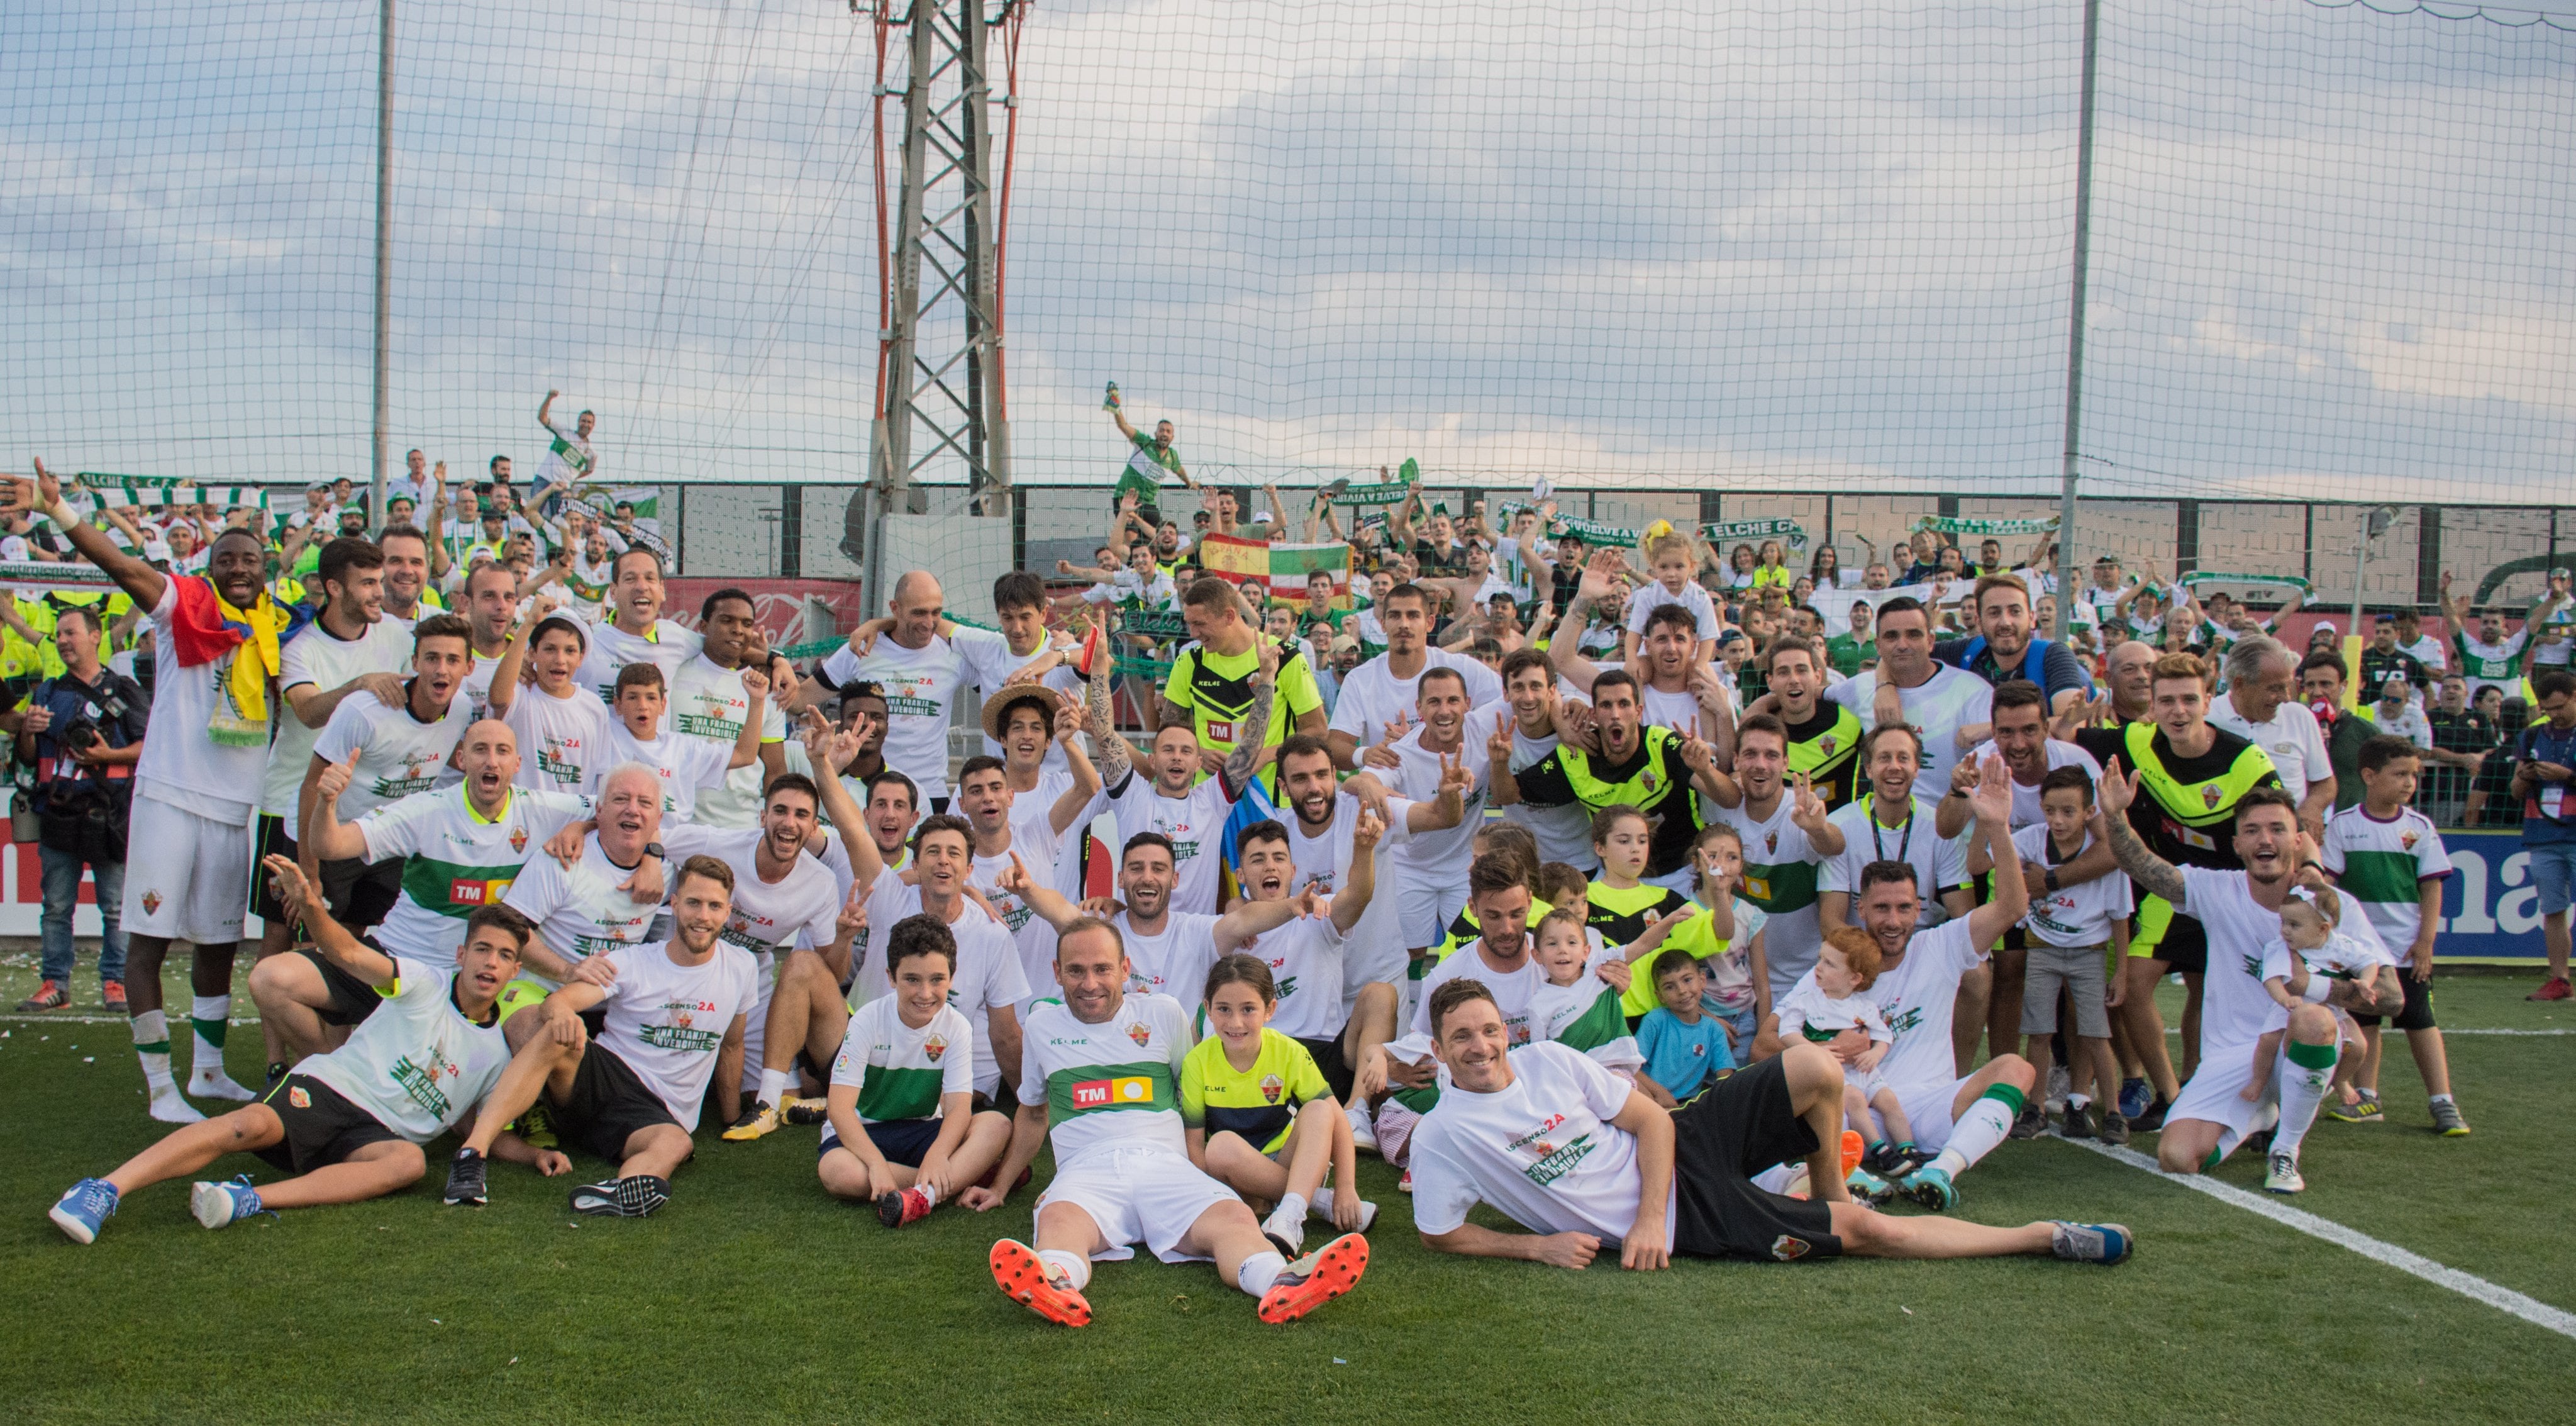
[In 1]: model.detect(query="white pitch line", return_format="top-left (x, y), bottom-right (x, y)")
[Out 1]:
top-left (2163, 1027), bottom-right (2569, 1036)
top-left (2072, 1138), bottom-right (2576, 1342)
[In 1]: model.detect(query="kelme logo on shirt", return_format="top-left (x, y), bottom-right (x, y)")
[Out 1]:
top-left (1070, 1076), bottom-right (1154, 1109)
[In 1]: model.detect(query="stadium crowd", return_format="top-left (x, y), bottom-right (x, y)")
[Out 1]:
top-left (21, 395), bottom-right (2576, 1327)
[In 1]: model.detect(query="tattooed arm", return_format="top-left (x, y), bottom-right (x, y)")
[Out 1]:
top-left (2095, 757), bottom-right (2188, 907)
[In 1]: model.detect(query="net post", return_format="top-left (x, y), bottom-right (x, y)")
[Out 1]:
top-left (2055, 0), bottom-right (2101, 644)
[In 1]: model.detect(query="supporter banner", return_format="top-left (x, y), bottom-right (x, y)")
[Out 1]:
top-left (1701, 518), bottom-right (1808, 547)
top-left (1914, 515), bottom-right (2058, 537)
top-left (1328, 458), bottom-right (1419, 507)
top-left (1498, 501), bottom-right (1638, 547)
top-left (2178, 571), bottom-right (2312, 593)
top-left (0, 560), bottom-right (115, 587)
top-left (1193, 533), bottom-right (1350, 610)
top-left (88, 487), bottom-right (267, 513)
top-left (2431, 828), bottom-right (2550, 963)
top-left (561, 491), bottom-right (672, 561)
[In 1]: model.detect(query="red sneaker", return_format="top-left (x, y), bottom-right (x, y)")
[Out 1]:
top-left (101, 980), bottom-right (128, 1011)
top-left (1257, 1232), bottom-right (1370, 1325)
top-left (875, 1186), bottom-right (933, 1228)
top-left (2530, 977), bottom-right (2572, 1003)
top-left (989, 1239), bottom-right (1091, 1327)
top-left (14, 979), bottom-right (66, 1013)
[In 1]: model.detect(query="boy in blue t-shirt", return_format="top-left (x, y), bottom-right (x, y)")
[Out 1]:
top-left (1635, 955), bottom-right (1734, 1105)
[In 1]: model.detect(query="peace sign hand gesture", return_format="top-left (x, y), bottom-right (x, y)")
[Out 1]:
top-left (1789, 770), bottom-right (1829, 832)
top-left (1437, 745), bottom-right (1474, 799)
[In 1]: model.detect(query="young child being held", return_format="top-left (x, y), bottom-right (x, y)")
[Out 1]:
top-left (1526, 908), bottom-right (1644, 1080)
top-left (1778, 928), bottom-right (1921, 1179)
top-left (1660, 823), bottom-right (1770, 1056)
top-left (2242, 886), bottom-right (2390, 1108)
top-left (1619, 529), bottom-right (1721, 671)
top-left (1635, 954), bottom-right (1733, 1108)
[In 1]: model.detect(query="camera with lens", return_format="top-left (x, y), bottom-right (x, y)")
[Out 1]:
top-left (57, 716), bottom-right (103, 753)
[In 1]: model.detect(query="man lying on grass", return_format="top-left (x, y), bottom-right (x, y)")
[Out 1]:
top-left (50, 858), bottom-right (564, 1243)
top-left (1404, 977), bottom-right (2136, 1269)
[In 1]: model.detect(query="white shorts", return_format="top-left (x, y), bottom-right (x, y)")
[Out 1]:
top-left (740, 952), bottom-right (779, 1078)
top-left (2167, 1039), bottom-right (2284, 1162)
top-left (122, 794), bottom-right (252, 944)
top-left (1036, 1144), bottom-right (1242, 1264)
top-left (1397, 877), bottom-right (1468, 950)
top-left (1879, 1073), bottom-right (1974, 1154)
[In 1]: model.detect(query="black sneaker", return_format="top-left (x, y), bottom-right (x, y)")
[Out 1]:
top-left (2008, 1103), bottom-right (2047, 1140)
top-left (2128, 1096), bottom-right (2171, 1133)
top-left (1879, 1142), bottom-right (1928, 1179)
top-left (567, 1174), bottom-right (670, 1218)
top-left (2061, 1102), bottom-right (2097, 1140)
top-left (2098, 1105), bottom-right (2131, 1146)
top-left (443, 1147), bottom-right (489, 1207)
top-left (265, 1061), bottom-right (290, 1088)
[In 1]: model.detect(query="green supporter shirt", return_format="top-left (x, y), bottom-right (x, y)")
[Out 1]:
top-left (1116, 431), bottom-right (1184, 503)
top-left (1825, 633), bottom-right (1873, 677)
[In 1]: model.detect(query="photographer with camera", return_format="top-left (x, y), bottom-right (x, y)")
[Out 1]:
top-left (11, 605), bottom-right (146, 1013)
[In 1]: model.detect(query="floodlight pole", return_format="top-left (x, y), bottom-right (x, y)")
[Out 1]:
top-left (370, 0), bottom-right (394, 522)
top-left (2053, 0), bottom-right (2100, 643)
top-left (2050, 0), bottom-right (2091, 639)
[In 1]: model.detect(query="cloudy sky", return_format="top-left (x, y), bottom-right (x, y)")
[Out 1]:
top-left (2, 0), bottom-right (2568, 503)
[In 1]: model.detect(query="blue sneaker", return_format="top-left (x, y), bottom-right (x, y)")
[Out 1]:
top-left (1899, 1164), bottom-right (1958, 1212)
top-left (189, 1175), bottom-right (270, 1231)
top-left (50, 1178), bottom-right (119, 1244)
top-left (2118, 1078), bottom-right (2150, 1122)
top-left (2051, 1220), bottom-right (2134, 1266)
top-left (1845, 1166), bottom-right (1897, 1206)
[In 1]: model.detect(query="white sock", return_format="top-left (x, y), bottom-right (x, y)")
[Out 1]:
top-left (1345, 1101), bottom-right (1376, 1145)
top-left (1262, 1195), bottom-right (1307, 1252)
top-left (132, 1009), bottom-right (178, 1094)
top-left (1036, 1248), bottom-right (1091, 1292)
top-left (1269, 1192), bottom-right (1308, 1229)
top-left (2429, 1093), bottom-right (2455, 1106)
top-left (916, 1181), bottom-right (940, 1209)
top-left (1236, 1249), bottom-right (1287, 1298)
top-left (2067, 1093), bottom-right (2091, 1110)
top-left (758, 1067), bottom-right (789, 1108)
top-left (189, 994), bottom-right (231, 1079)
top-left (1931, 1090), bottom-right (2020, 1178)
top-left (1308, 1188), bottom-right (1377, 1231)
top-left (2274, 1043), bottom-right (2338, 1158)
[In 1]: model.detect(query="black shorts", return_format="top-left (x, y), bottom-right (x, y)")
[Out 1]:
top-left (972, 1079), bottom-right (1021, 1116)
top-left (296, 947), bottom-right (384, 1027)
top-left (2354, 972), bottom-right (2438, 1032)
top-left (820, 1116), bottom-right (943, 1166)
top-left (1667, 1054), bottom-right (1844, 1263)
top-left (320, 855), bottom-right (404, 932)
top-left (250, 814), bottom-right (299, 923)
top-left (2136, 908), bottom-right (2209, 977)
top-left (1296, 1034), bottom-right (1355, 1105)
top-left (552, 1043), bottom-right (682, 1163)
top-left (255, 1073), bottom-right (406, 1175)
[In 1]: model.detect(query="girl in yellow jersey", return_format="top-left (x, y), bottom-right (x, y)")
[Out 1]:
top-left (1182, 954), bottom-right (1372, 1254)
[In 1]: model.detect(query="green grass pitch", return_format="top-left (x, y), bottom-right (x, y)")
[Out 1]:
top-left (3, 961), bottom-right (2571, 1425)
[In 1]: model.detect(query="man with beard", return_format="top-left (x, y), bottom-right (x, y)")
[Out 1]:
top-left (1551, 554), bottom-right (1735, 742)
top-left (1958, 678), bottom-right (2111, 1070)
top-left (453, 563), bottom-right (525, 726)
top-left (1004, 832), bottom-right (1328, 1020)
top-left (1499, 671), bottom-right (1727, 893)
top-left (1822, 598), bottom-right (1993, 805)
top-left (633, 774), bottom-right (853, 1142)
top-left (440, 855), bottom-right (758, 1216)
top-left (1324, 582), bottom-right (1502, 764)
top-left (966, 918), bottom-right (1372, 1329)
top-left (250, 537), bottom-right (411, 1067)
top-left (1383, 667), bottom-right (1497, 966)
top-left (1745, 637), bottom-right (1862, 813)
top-left (829, 682), bottom-right (892, 797)
top-left (1161, 577), bottom-right (1328, 786)
top-left (277, 720), bottom-right (593, 1063)
top-left (1936, 574), bottom-right (2092, 706)
top-left (1485, 648), bottom-right (1594, 871)
top-left (665, 587), bottom-right (788, 828)
top-left (1406, 976), bottom-right (2131, 1269)
top-left (2100, 778), bottom-right (2391, 1193)
top-left (1091, 632), bottom-right (1277, 915)
top-left (1697, 714), bottom-right (1846, 1007)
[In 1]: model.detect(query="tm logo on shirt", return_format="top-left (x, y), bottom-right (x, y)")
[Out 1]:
top-left (1070, 1076), bottom-right (1154, 1109)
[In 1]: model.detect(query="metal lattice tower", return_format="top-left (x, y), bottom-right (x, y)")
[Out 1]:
top-left (865, 0), bottom-right (1023, 520)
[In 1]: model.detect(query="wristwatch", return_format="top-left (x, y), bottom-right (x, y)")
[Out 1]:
top-left (643, 841), bottom-right (667, 861)
top-left (2044, 869), bottom-right (2061, 893)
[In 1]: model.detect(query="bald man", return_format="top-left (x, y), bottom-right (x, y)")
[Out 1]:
top-left (821, 571), bottom-right (1043, 812)
top-left (265, 719), bottom-right (596, 1062)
